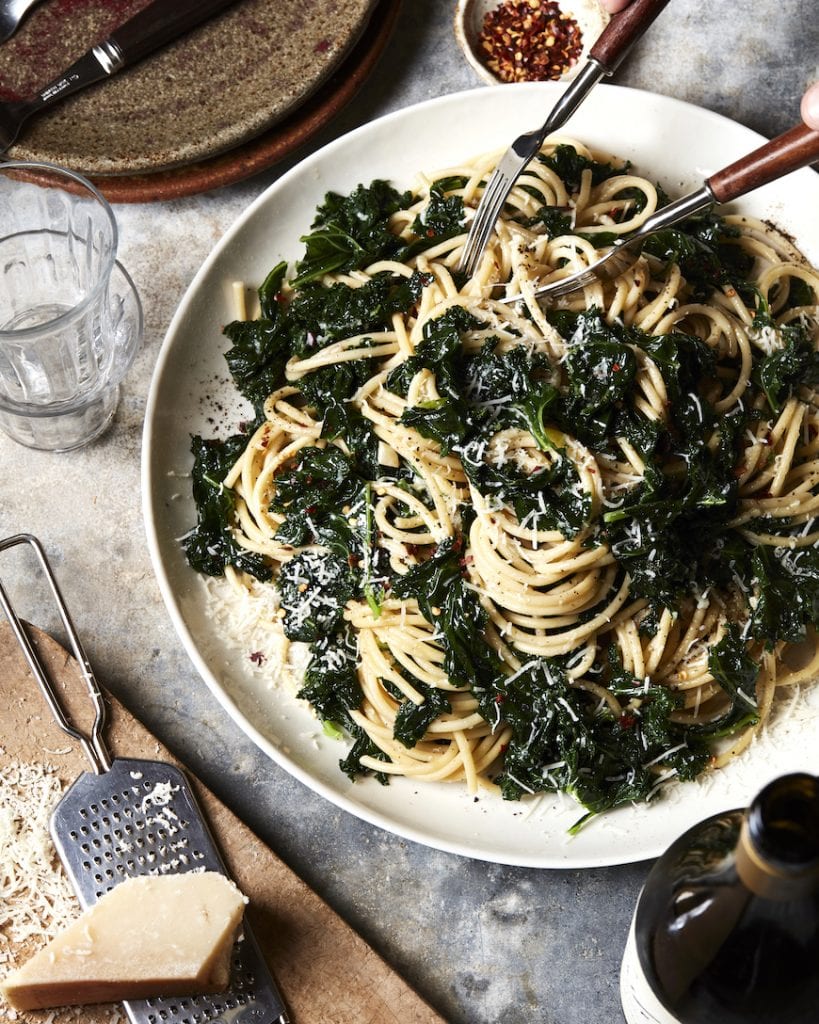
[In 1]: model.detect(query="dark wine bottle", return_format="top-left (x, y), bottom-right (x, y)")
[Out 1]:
top-left (620, 773), bottom-right (819, 1023)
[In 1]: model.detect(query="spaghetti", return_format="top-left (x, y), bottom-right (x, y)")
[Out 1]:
top-left (186, 136), bottom-right (819, 824)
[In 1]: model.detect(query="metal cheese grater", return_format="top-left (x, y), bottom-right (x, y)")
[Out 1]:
top-left (0, 534), bottom-right (290, 1024)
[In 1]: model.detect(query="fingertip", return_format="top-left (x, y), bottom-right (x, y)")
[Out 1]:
top-left (801, 82), bottom-right (819, 131)
top-left (600, 0), bottom-right (633, 11)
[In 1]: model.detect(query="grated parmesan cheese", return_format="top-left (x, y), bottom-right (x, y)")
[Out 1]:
top-left (0, 761), bottom-right (124, 1023)
top-left (0, 763), bottom-right (79, 962)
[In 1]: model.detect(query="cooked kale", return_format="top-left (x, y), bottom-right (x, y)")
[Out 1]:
top-left (270, 445), bottom-right (361, 549)
top-left (288, 273), bottom-right (422, 357)
top-left (277, 551), bottom-right (355, 643)
top-left (408, 182), bottom-right (466, 246)
top-left (750, 544), bottom-right (819, 646)
top-left (537, 144), bottom-right (624, 192)
top-left (387, 304), bottom-right (481, 397)
top-left (184, 434), bottom-right (272, 581)
top-left (482, 656), bottom-right (709, 823)
top-left (752, 324), bottom-right (819, 413)
top-left (223, 261), bottom-right (290, 418)
top-left (292, 180), bottom-right (412, 286)
top-left (297, 626), bottom-right (362, 727)
top-left (293, 178), bottom-right (467, 286)
top-left (392, 537), bottom-right (504, 693)
top-left (296, 361), bottom-right (380, 478)
top-left (700, 625), bottom-right (761, 736)
top-left (394, 680), bottom-right (452, 748)
top-left (642, 208), bottom-right (751, 302)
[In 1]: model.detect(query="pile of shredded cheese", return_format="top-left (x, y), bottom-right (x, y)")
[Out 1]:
top-left (0, 759), bottom-right (122, 1023)
top-left (0, 762), bottom-right (78, 963)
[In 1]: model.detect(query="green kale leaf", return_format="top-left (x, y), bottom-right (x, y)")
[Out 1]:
top-left (392, 536), bottom-right (503, 694)
top-left (394, 681), bottom-right (452, 748)
top-left (752, 328), bottom-right (819, 413)
top-left (697, 624), bottom-right (760, 737)
top-left (538, 144), bottom-right (624, 192)
top-left (183, 435), bottom-right (272, 581)
top-left (750, 544), bottom-right (819, 645)
top-left (292, 181), bottom-right (412, 286)
top-left (277, 550), bottom-right (355, 643)
top-left (297, 626), bottom-right (363, 728)
top-left (484, 658), bottom-right (709, 824)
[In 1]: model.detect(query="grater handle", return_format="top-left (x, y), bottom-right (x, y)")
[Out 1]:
top-left (0, 533), bottom-right (112, 773)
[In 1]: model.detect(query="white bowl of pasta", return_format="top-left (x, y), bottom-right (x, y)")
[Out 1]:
top-left (143, 82), bottom-right (819, 867)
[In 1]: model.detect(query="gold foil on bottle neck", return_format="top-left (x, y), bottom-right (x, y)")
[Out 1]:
top-left (735, 818), bottom-right (819, 901)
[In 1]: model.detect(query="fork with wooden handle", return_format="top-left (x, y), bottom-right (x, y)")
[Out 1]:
top-left (521, 122), bottom-right (819, 302)
top-left (457, 0), bottom-right (673, 278)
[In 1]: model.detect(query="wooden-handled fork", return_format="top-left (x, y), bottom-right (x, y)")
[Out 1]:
top-left (458, 0), bottom-right (673, 278)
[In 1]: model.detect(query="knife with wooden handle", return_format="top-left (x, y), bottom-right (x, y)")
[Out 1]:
top-left (0, 0), bottom-right (240, 154)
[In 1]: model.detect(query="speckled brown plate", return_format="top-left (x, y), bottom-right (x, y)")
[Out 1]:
top-left (0, 0), bottom-right (380, 177)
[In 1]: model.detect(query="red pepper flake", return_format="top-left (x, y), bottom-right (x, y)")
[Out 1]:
top-left (477, 0), bottom-right (583, 83)
top-left (249, 651), bottom-right (266, 666)
top-left (618, 712), bottom-right (637, 730)
top-left (314, 39), bottom-right (332, 53)
top-left (612, 362), bottom-right (622, 372)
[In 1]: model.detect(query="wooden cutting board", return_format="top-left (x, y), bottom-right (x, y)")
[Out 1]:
top-left (0, 622), bottom-right (445, 1024)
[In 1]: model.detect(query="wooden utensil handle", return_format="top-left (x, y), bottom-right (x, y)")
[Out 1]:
top-left (708, 124), bottom-right (819, 203)
top-left (589, 0), bottom-right (672, 72)
top-left (109, 0), bottom-right (238, 66)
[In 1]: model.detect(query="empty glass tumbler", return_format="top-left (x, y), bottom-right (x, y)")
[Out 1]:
top-left (0, 162), bottom-right (142, 451)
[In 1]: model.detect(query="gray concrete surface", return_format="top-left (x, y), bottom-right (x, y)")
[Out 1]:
top-left (1, 2), bottom-right (816, 1022)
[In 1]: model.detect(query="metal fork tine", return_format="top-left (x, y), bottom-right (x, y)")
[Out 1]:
top-left (460, 174), bottom-right (498, 270)
top-left (457, 61), bottom-right (610, 278)
top-left (460, 168), bottom-right (513, 275)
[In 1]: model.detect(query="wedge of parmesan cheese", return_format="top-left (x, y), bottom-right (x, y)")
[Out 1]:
top-left (0, 871), bottom-right (247, 1011)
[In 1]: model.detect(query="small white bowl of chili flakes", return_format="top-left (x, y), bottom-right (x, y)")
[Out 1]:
top-left (455, 0), bottom-right (610, 85)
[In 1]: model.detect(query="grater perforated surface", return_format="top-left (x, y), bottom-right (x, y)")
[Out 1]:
top-left (50, 757), bottom-right (289, 1024)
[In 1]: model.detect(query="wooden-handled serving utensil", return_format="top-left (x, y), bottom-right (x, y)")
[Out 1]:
top-left (523, 122), bottom-right (819, 301)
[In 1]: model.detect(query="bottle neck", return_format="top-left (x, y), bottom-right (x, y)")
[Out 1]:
top-left (735, 773), bottom-right (819, 901)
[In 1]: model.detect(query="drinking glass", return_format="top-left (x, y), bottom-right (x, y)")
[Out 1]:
top-left (0, 162), bottom-right (143, 451)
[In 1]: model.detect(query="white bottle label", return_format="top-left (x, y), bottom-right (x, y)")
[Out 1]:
top-left (620, 909), bottom-right (683, 1024)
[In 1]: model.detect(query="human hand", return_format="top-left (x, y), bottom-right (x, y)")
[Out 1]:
top-left (600, 0), bottom-right (633, 11)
